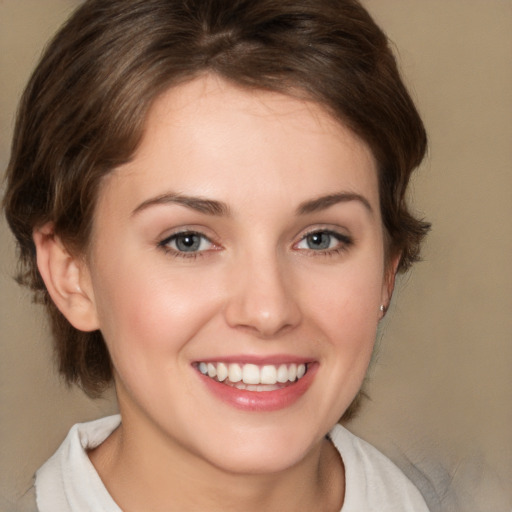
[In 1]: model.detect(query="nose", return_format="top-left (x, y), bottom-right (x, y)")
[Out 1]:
top-left (223, 252), bottom-right (302, 338)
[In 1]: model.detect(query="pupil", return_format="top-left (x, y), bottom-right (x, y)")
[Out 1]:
top-left (176, 234), bottom-right (200, 252)
top-left (308, 232), bottom-right (330, 250)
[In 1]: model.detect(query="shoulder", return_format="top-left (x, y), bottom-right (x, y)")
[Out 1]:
top-left (35, 415), bottom-right (122, 512)
top-left (329, 424), bottom-right (430, 512)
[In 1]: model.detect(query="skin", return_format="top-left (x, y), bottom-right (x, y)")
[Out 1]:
top-left (35, 75), bottom-right (397, 511)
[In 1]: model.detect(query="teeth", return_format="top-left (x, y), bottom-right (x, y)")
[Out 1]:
top-left (228, 363), bottom-right (242, 383)
top-left (198, 361), bottom-right (307, 386)
top-left (217, 362), bottom-right (228, 382)
top-left (207, 363), bottom-right (217, 378)
top-left (288, 363), bottom-right (297, 381)
top-left (276, 364), bottom-right (288, 383)
top-left (242, 364), bottom-right (260, 384)
top-left (260, 365), bottom-right (277, 385)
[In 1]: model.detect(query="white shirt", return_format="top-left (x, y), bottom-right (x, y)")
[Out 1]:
top-left (35, 415), bottom-right (429, 511)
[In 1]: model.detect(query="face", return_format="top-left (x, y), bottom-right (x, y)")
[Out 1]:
top-left (83, 75), bottom-right (393, 474)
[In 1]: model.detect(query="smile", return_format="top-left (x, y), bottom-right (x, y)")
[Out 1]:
top-left (195, 360), bottom-right (317, 411)
top-left (197, 362), bottom-right (308, 391)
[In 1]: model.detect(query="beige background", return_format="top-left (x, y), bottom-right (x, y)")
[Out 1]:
top-left (1, 1), bottom-right (511, 511)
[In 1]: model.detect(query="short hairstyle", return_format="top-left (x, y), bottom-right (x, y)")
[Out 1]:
top-left (3, 0), bottom-right (429, 397)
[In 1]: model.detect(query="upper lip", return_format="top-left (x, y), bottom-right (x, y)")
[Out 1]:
top-left (193, 354), bottom-right (313, 365)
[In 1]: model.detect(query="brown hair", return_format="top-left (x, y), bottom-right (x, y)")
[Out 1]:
top-left (3, 0), bottom-right (429, 397)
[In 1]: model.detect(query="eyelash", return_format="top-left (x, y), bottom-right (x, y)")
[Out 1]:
top-left (158, 231), bottom-right (215, 259)
top-left (157, 229), bottom-right (353, 259)
top-left (294, 229), bottom-right (353, 257)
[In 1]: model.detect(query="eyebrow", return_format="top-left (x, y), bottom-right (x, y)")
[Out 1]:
top-left (131, 193), bottom-right (230, 217)
top-left (296, 192), bottom-right (373, 215)
top-left (131, 191), bottom-right (372, 218)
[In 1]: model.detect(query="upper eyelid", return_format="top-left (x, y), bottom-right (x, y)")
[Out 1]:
top-left (295, 226), bottom-right (352, 242)
top-left (301, 228), bottom-right (349, 238)
top-left (158, 228), bottom-right (215, 244)
top-left (292, 229), bottom-right (353, 253)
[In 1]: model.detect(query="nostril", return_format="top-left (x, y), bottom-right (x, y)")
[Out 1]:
top-left (226, 307), bottom-right (301, 339)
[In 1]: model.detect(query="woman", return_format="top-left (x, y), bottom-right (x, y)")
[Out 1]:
top-left (3, 0), bottom-right (430, 510)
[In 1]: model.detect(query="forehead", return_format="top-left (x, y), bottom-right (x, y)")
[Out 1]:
top-left (97, 75), bottom-right (379, 216)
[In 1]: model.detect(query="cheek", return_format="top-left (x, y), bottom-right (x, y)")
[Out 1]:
top-left (305, 257), bottom-right (384, 337)
top-left (91, 256), bottom-right (224, 361)
top-left (304, 259), bottom-right (383, 409)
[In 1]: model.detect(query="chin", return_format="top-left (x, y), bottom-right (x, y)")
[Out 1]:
top-left (191, 422), bottom-right (326, 476)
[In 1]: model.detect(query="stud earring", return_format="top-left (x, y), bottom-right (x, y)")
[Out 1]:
top-left (379, 304), bottom-right (387, 314)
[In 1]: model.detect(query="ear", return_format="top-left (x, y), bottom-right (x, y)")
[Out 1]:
top-left (33, 223), bottom-right (99, 332)
top-left (380, 253), bottom-right (401, 316)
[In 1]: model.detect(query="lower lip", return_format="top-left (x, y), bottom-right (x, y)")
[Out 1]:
top-left (197, 364), bottom-right (317, 412)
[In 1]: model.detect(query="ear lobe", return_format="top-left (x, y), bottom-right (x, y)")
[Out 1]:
top-left (33, 224), bottom-right (99, 332)
top-left (381, 253), bottom-right (401, 315)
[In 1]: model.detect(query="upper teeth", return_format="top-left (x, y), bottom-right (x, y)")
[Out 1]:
top-left (197, 362), bottom-right (307, 385)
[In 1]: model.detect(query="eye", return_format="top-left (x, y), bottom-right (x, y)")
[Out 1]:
top-left (295, 230), bottom-right (352, 253)
top-left (159, 231), bottom-right (214, 255)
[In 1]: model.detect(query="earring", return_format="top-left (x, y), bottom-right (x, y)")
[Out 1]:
top-left (379, 304), bottom-right (387, 314)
